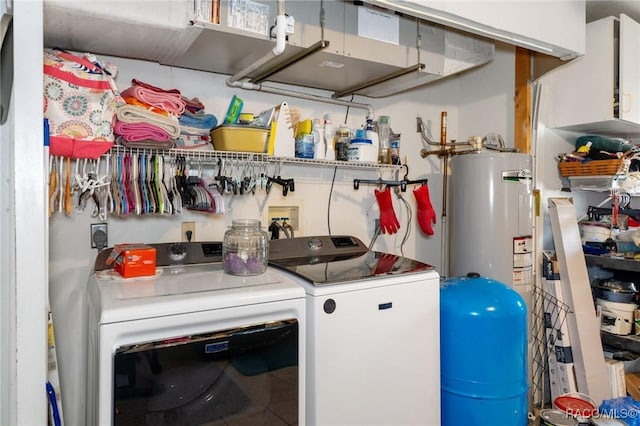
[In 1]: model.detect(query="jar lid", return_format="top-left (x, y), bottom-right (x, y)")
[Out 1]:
top-left (350, 138), bottom-right (372, 145)
top-left (231, 218), bottom-right (262, 227)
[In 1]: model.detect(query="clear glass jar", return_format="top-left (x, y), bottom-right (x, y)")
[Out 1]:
top-left (223, 219), bottom-right (269, 276)
top-left (377, 115), bottom-right (391, 164)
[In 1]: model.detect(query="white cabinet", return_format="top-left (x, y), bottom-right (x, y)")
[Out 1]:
top-left (547, 14), bottom-right (640, 138)
top-left (43, 1), bottom-right (191, 64)
top-left (43, 0), bottom-right (494, 98)
top-left (364, 0), bottom-right (585, 59)
top-left (163, 0), bottom-right (488, 98)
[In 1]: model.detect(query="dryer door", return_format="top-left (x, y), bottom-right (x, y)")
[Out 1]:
top-left (112, 319), bottom-right (299, 425)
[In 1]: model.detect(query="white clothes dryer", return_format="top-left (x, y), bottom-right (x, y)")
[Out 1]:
top-left (87, 241), bottom-right (305, 426)
top-left (269, 235), bottom-right (441, 426)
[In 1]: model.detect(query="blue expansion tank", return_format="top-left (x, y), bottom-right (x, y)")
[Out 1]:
top-left (440, 273), bottom-right (528, 425)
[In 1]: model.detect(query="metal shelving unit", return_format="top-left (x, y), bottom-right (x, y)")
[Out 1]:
top-left (585, 253), bottom-right (640, 272)
top-left (112, 145), bottom-right (402, 171)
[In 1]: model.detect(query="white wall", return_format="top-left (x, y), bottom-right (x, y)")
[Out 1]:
top-left (457, 43), bottom-right (515, 145)
top-left (0, 30), bottom-right (12, 426)
top-left (49, 45), bottom-right (515, 425)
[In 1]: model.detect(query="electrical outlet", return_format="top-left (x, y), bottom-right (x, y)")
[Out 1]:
top-left (90, 223), bottom-right (108, 249)
top-left (181, 221), bottom-right (196, 242)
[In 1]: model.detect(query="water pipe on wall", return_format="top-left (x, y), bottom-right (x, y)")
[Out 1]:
top-left (418, 113), bottom-right (477, 276)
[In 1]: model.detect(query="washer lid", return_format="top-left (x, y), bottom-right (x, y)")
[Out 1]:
top-left (269, 249), bottom-right (434, 286)
top-left (269, 235), bottom-right (434, 285)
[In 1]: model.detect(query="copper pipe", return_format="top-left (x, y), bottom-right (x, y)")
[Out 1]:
top-left (440, 112), bottom-right (448, 218)
top-left (440, 112), bottom-right (447, 145)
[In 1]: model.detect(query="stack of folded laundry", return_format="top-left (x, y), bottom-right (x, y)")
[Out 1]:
top-left (176, 96), bottom-right (218, 150)
top-left (114, 79), bottom-right (218, 151)
top-left (115, 79), bottom-right (184, 149)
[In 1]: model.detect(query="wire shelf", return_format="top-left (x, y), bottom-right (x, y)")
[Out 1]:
top-left (111, 145), bottom-right (402, 171)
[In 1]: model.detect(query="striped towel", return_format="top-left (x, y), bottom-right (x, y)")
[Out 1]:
top-left (175, 134), bottom-right (212, 150)
top-left (116, 104), bottom-right (180, 139)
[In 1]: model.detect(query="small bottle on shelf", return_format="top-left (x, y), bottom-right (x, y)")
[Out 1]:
top-left (312, 118), bottom-right (325, 160)
top-left (323, 114), bottom-right (335, 161)
top-left (390, 133), bottom-right (401, 165)
top-left (334, 125), bottom-right (351, 161)
top-left (364, 118), bottom-right (379, 163)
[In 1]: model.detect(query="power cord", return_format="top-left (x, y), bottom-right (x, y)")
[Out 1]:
top-left (268, 220), bottom-right (280, 240)
top-left (327, 165), bottom-right (337, 236)
top-left (282, 219), bottom-right (294, 239)
top-left (395, 190), bottom-right (412, 257)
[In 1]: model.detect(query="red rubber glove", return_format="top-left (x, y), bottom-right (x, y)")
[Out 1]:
top-left (374, 187), bottom-right (400, 234)
top-left (413, 184), bottom-right (436, 235)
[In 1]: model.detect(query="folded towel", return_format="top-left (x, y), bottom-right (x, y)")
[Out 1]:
top-left (180, 126), bottom-right (212, 137)
top-left (179, 109), bottom-right (218, 130)
top-left (116, 136), bottom-right (174, 150)
top-left (132, 79), bottom-right (180, 94)
top-left (182, 96), bottom-right (205, 113)
top-left (116, 104), bottom-right (181, 138)
top-left (122, 83), bottom-right (186, 116)
top-left (114, 121), bottom-right (172, 142)
top-left (175, 134), bottom-right (212, 150)
top-left (123, 95), bottom-right (170, 116)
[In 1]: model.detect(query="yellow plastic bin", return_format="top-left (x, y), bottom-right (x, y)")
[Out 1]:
top-left (211, 125), bottom-right (270, 153)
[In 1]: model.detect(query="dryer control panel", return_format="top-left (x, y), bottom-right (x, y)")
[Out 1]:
top-left (94, 241), bottom-right (223, 271)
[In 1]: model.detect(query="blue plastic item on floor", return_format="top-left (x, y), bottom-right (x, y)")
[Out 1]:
top-left (440, 273), bottom-right (528, 426)
top-left (600, 396), bottom-right (640, 425)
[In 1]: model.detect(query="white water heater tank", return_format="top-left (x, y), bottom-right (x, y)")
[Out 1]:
top-left (448, 151), bottom-right (533, 287)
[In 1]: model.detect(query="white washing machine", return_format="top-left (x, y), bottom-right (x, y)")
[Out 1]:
top-left (86, 241), bottom-right (305, 426)
top-left (269, 236), bottom-right (441, 426)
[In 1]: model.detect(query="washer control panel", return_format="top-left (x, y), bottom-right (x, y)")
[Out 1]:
top-left (270, 235), bottom-right (368, 261)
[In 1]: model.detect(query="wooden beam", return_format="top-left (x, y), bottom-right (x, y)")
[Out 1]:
top-left (515, 47), bottom-right (531, 154)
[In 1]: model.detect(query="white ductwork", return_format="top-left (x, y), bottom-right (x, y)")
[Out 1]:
top-left (225, 0), bottom-right (375, 117)
top-left (43, 0), bottom-right (497, 104)
top-left (226, 0), bottom-right (286, 84)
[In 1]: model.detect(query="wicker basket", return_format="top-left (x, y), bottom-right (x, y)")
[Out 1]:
top-left (558, 158), bottom-right (626, 177)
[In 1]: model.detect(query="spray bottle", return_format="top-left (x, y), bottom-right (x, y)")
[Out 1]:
top-left (323, 114), bottom-right (335, 161)
top-left (312, 118), bottom-right (325, 160)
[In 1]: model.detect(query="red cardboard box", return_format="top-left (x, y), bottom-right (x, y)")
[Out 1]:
top-left (108, 244), bottom-right (157, 278)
